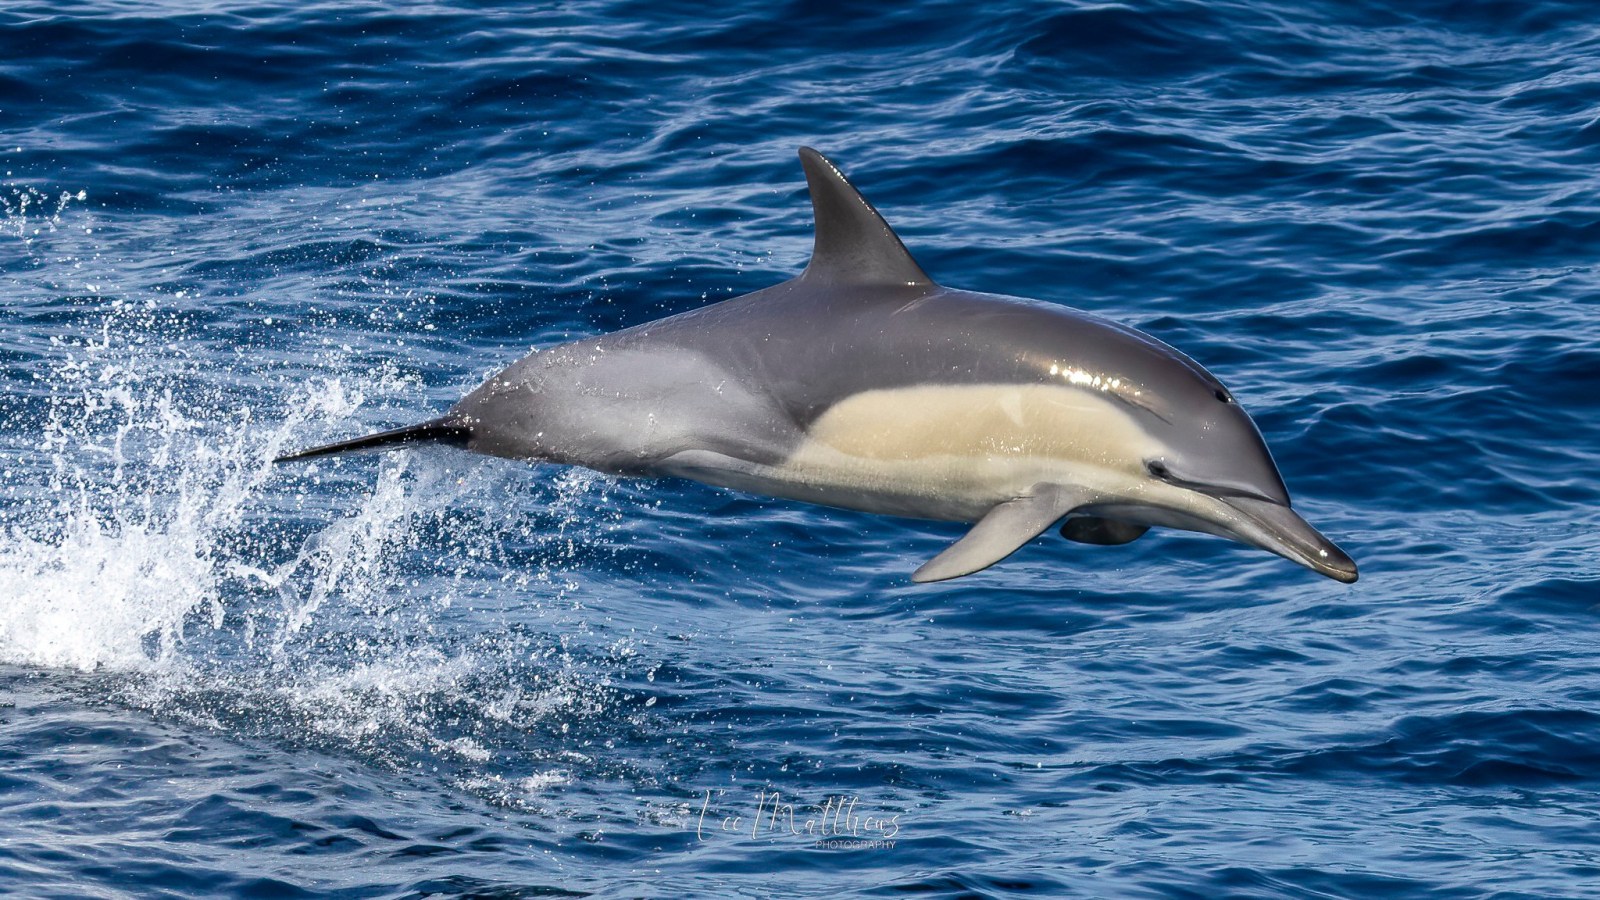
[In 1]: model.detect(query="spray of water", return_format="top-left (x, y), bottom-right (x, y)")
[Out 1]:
top-left (1, 186), bottom-right (86, 244)
top-left (0, 237), bottom-right (652, 808)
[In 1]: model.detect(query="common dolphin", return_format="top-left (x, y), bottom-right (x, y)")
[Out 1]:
top-left (278, 147), bottom-right (1358, 584)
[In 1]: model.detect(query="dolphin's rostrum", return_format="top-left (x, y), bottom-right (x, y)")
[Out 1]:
top-left (278, 148), bottom-right (1359, 584)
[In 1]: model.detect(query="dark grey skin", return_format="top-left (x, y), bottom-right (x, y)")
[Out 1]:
top-left (279, 148), bottom-right (1358, 584)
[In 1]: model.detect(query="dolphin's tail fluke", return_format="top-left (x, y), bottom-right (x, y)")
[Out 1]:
top-left (274, 417), bottom-right (471, 463)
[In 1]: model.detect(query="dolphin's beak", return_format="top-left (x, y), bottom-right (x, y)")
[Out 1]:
top-left (1219, 495), bottom-right (1359, 584)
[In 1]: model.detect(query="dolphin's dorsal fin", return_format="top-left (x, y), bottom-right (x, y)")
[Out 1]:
top-left (797, 147), bottom-right (932, 288)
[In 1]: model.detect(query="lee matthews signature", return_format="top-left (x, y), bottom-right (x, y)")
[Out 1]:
top-left (691, 789), bottom-right (901, 846)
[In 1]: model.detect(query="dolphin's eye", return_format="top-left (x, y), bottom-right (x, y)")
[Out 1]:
top-left (1146, 460), bottom-right (1172, 480)
top-left (1214, 389), bottom-right (1233, 404)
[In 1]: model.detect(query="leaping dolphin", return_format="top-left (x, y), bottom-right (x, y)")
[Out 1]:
top-left (277, 147), bottom-right (1358, 584)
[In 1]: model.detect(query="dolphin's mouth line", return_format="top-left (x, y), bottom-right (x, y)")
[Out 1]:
top-left (1069, 490), bottom-right (1356, 584)
top-left (1213, 493), bottom-right (1359, 584)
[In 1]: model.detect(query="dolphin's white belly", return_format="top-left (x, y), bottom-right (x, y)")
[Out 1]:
top-left (660, 383), bottom-right (1156, 522)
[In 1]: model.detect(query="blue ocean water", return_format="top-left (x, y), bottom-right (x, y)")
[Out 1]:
top-left (3, 0), bottom-right (1599, 896)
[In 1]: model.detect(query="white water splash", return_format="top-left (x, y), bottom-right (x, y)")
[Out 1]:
top-left (0, 302), bottom-right (645, 785)
top-left (0, 363), bottom-right (369, 671)
top-left (0, 225), bottom-right (649, 811)
top-left (0, 277), bottom-right (487, 674)
top-left (2, 185), bottom-right (87, 243)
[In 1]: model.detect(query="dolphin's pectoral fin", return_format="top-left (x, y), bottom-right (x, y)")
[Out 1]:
top-left (1059, 516), bottom-right (1150, 546)
top-left (911, 487), bottom-right (1086, 583)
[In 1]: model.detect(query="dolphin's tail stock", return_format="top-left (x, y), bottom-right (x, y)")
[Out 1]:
top-left (274, 416), bottom-right (471, 463)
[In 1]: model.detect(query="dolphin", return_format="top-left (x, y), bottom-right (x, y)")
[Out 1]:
top-left (277, 147), bottom-right (1358, 584)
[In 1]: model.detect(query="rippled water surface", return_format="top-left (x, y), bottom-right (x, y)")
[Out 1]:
top-left (4, 1), bottom-right (1600, 897)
